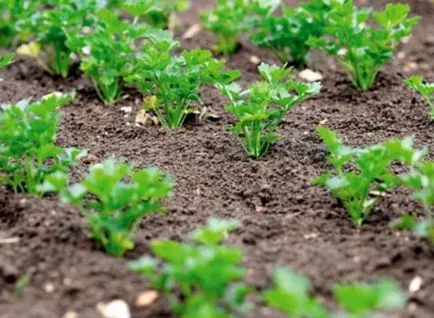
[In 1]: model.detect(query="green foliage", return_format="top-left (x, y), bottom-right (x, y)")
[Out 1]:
top-left (17, 0), bottom-right (100, 77)
top-left (66, 10), bottom-right (151, 105)
top-left (404, 75), bottom-right (434, 119)
top-left (0, 0), bottom-right (38, 48)
top-left (334, 280), bottom-right (407, 317)
top-left (251, 0), bottom-right (332, 68)
top-left (122, 0), bottom-right (190, 29)
top-left (313, 126), bottom-right (425, 226)
top-left (200, 0), bottom-right (252, 55)
top-left (392, 160), bottom-right (434, 243)
top-left (263, 267), bottom-right (328, 318)
top-left (309, 2), bottom-right (420, 90)
top-left (129, 218), bottom-right (251, 318)
top-left (127, 44), bottom-right (240, 129)
top-left (264, 267), bottom-right (406, 318)
top-left (0, 92), bottom-right (85, 195)
top-left (62, 159), bottom-right (173, 257)
top-left (0, 53), bottom-right (14, 69)
top-left (218, 63), bottom-right (321, 158)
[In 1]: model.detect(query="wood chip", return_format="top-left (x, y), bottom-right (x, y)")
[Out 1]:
top-left (0, 237), bottom-right (20, 244)
top-left (303, 233), bottom-right (319, 239)
top-left (135, 290), bottom-right (159, 307)
top-left (182, 24), bottom-right (201, 40)
top-left (120, 106), bottom-right (132, 114)
top-left (97, 300), bottom-right (131, 318)
top-left (135, 110), bottom-right (159, 126)
top-left (298, 69), bottom-right (323, 82)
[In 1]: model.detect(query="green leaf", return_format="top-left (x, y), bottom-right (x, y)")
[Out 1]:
top-left (223, 64), bottom-right (320, 158)
top-left (311, 2), bottom-right (419, 90)
top-left (334, 279), bottom-right (406, 315)
top-left (0, 53), bottom-right (14, 69)
top-left (131, 219), bottom-right (250, 316)
top-left (67, 159), bottom-right (172, 257)
top-left (192, 218), bottom-right (239, 245)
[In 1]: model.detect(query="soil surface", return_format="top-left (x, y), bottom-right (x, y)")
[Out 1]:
top-left (1, 1), bottom-right (434, 317)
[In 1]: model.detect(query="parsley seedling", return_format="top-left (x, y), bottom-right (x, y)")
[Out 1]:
top-left (66, 10), bottom-right (151, 105)
top-left (251, 0), bottom-right (332, 68)
top-left (218, 63), bottom-right (321, 158)
top-left (313, 126), bottom-right (425, 226)
top-left (122, 0), bottom-right (190, 29)
top-left (0, 0), bottom-right (37, 48)
top-left (264, 267), bottom-right (406, 318)
top-left (393, 160), bottom-right (434, 243)
top-left (17, 1), bottom-right (99, 77)
top-left (309, 2), bottom-right (420, 90)
top-left (200, 0), bottom-right (253, 55)
top-left (129, 218), bottom-right (251, 318)
top-left (62, 159), bottom-right (173, 257)
top-left (127, 44), bottom-right (240, 129)
top-left (0, 92), bottom-right (85, 195)
top-left (404, 75), bottom-right (434, 119)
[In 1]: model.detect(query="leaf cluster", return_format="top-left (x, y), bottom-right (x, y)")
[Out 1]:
top-left (121, 0), bottom-right (190, 29)
top-left (404, 75), bottom-right (434, 119)
top-left (17, 0), bottom-right (101, 77)
top-left (129, 218), bottom-right (251, 318)
top-left (66, 11), bottom-right (155, 105)
top-left (127, 44), bottom-right (240, 129)
top-left (251, 0), bottom-right (332, 68)
top-left (264, 267), bottom-right (406, 318)
top-left (218, 63), bottom-right (321, 158)
top-left (0, 0), bottom-right (38, 48)
top-left (0, 92), bottom-right (85, 195)
top-left (313, 126), bottom-right (425, 226)
top-left (0, 53), bottom-right (14, 69)
top-left (308, 2), bottom-right (420, 90)
top-left (61, 159), bottom-right (173, 257)
top-left (200, 0), bottom-right (253, 55)
top-left (392, 160), bottom-right (434, 243)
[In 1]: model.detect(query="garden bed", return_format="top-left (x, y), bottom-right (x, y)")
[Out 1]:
top-left (1, 0), bottom-right (434, 317)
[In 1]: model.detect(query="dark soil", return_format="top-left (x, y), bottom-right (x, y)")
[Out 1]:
top-left (1, 1), bottom-right (434, 317)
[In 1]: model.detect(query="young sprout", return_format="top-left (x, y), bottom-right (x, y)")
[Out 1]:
top-left (0, 92), bottom-right (86, 195)
top-left (66, 10), bottom-right (152, 105)
top-left (308, 2), bottom-right (420, 90)
top-left (62, 159), bottom-right (173, 257)
top-left (264, 267), bottom-right (407, 318)
top-left (218, 63), bottom-right (321, 158)
top-left (127, 44), bottom-right (240, 129)
top-left (200, 0), bottom-right (252, 55)
top-left (333, 279), bottom-right (407, 317)
top-left (313, 126), bottom-right (425, 226)
top-left (0, 0), bottom-right (37, 48)
top-left (404, 75), bottom-right (434, 119)
top-left (263, 267), bottom-right (329, 318)
top-left (392, 160), bottom-right (434, 243)
top-left (17, 1), bottom-right (99, 77)
top-left (129, 218), bottom-right (251, 318)
top-left (251, 0), bottom-right (332, 68)
top-left (122, 0), bottom-right (190, 29)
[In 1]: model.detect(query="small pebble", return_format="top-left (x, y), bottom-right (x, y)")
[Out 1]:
top-left (409, 276), bottom-right (423, 293)
top-left (135, 290), bottom-right (159, 307)
top-left (298, 69), bottom-right (323, 82)
top-left (97, 300), bottom-right (131, 318)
